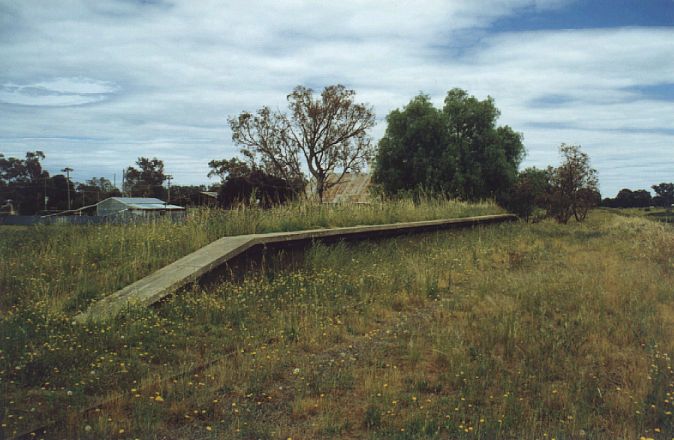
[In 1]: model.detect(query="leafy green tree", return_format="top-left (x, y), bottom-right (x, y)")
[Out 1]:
top-left (169, 185), bottom-right (209, 207)
top-left (208, 156), bottom-right (297, 208)
top-left (207, 157), bottom-right (254, 182)
top-left (652, 183), bottom-right (674, 209)
top-left (547, 144), bottom-right (599, 223)
top-left (217, 171), bottom-right (296, 209)
top-left (498, 167), bottom-right (550, 222)
top-left (614, 188), bottom-right (634, 208)
top-left (631, 189), bottom-right (652, 208)
top-left (373, 89), bottom-right (524, 200)
top-left (76, 177), bottom-right (121, 207)
top-left (444, 89), bottom-right (524, 199)
top-left (123, 157), bottom-right (167, 199)
top-left (0, 151), bottom-right (49, 214)
top-left (606, 188), bottom-right (652, 208)
top-left (45, 174), bottom-right (75, 211)
top-left (372, 95), bottom-right (453, 195)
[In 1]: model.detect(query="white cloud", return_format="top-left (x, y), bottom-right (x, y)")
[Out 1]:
top-left (0, 78), bottom-right (118, 106)
top-left (0, 0), bottom-right (672, 196)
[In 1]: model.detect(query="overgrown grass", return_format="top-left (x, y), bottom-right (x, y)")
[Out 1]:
top-left (605, 207), bottom-right (674, 225)
top-left (0, 198), bottom-right (500, 313)
top-left (1, 210), bottom-right (673, 439)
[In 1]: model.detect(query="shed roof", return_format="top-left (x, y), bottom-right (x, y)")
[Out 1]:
top-left (106, 197), bottom-right (184, 210)
top-left (320, 173), bottom-right (372, 204)
top-left (126, 203), bottom-right (184, 210)
top-left (110, 197), bottom-right (165, 204)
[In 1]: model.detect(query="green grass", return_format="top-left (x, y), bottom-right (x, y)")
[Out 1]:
top-left (0, 198), bottom-right (501, 313)
top-left (1, 209), bottom-right (673, 439)
top-left (603, 206), bottom-right (674, 224)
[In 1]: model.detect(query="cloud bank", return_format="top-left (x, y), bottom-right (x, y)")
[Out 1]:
top-left (1, 0), bottom-right (672, 196)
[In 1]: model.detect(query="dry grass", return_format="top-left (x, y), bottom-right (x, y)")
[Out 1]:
top-left (0, 198), bottom-right (501, 313)
top-left (1, 210), bottom-right (673, 439)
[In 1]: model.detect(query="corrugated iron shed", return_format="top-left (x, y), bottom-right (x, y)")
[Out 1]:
top-left (97, 197), bottom-right (185, 217)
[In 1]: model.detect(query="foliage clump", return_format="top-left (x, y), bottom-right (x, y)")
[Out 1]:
top-left (372, 89), bottom-right (525, 201)
top-left (500, 144), bottom-right (600, 223)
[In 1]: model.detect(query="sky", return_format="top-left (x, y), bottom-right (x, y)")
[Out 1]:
top-left (1, 0), bottom-right (673, 197)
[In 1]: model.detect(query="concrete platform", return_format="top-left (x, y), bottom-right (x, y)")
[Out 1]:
top-left (76, 213), bottom-right (516, 322)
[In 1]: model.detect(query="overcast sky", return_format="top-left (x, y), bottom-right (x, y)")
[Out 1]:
top-left (1, 0), bottom-right (673, 197)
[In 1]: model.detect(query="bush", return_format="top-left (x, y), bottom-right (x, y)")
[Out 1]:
top-left (217, 171), bottom-right (296, 208)
top-left (498, 167), bottom-right (549, 222)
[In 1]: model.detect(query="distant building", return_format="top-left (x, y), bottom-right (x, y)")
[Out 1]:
top-left (96, 197), bottom-right (185, 220)
top-left (199, 191), bottom-right (219, 206)
top-left (308, 173), bottom-right (372, 204)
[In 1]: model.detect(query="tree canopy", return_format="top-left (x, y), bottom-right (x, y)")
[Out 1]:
top-left (0, 151), bottom-right (49, 214)
top-left (372, 89), bottom-right (525, 200)
top-left (652, 183), bottom-right (674, 208)
top-left (547, 144), bottom-right (599, 223)
top-left (372, 95), bottom-right (452, 195)
top-left (602, 188), bottom-right (652, 208)
top-left (498, 167), bottom-right (550, 222)
top-left (229, 84), bottom-right (376, 201)
top-left (123, 157), bottom-right (167, 199)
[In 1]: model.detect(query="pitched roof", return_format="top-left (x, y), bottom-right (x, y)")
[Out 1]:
top-left (106, 197), bottom-right (184, 210)
top-left (320, 173), bottom-right (372, 204)
top-left (110, 197), bottom-right (165, 204)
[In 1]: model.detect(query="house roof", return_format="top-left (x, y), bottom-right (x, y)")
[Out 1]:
top-left (315, 173), bottom-right (372, 204)
top-left (106, 197), bottom-right (185, 210)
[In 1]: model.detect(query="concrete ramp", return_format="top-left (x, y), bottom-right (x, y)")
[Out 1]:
top-left (76, 214), bottom-right (516, 322)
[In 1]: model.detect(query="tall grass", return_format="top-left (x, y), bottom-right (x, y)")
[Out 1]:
top-left (0, 198), bottom-right (501, 312)
top-left (1, 210), bottom-right (672, 439)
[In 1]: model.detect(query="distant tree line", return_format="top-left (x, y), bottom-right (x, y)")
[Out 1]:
top-left (0, 153), bottom-right (217, 215)
top-left (10, 84), bottom-right (656, 223)
top-left (0, 151), bottom-right (122, 215)
top-left (601, 183), bottom-right (673, 209)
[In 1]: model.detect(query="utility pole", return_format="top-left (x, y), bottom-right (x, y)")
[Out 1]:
top-left (62, 167), bottom-right (73, 210)
top-left (166, 175), bottom-right (173, 203)
top-left (44, 175), bottom-right (48, 211)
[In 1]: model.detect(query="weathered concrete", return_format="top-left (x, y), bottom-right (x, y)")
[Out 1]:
top-left (76, 214), bottom-right (516, 322)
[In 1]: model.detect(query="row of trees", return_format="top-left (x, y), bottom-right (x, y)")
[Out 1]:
top-left (0, 153), bottom-right (217, 215)
top-left (0, 151), bottom-right (122, 215)
top-left (213, 86), bottom-right (526, 207)
top-left (366, 89), bottom-right (598, 223)
top-left (500, 144), bottom-right (600, 223)
top-left (214, 85), bottom-right (602, 223)
top-left (601, 183), bottom-right (674, 209)
top-left (5, 84), bottom-right (630, 221)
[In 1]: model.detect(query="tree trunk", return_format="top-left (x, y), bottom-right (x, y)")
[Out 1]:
top-left (316, 174), bottom-right (325, 203)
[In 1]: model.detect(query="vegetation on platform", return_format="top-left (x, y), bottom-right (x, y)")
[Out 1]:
top-left (0, 198), bottom-right (500, 313)
top-left (1, 210), bottom-right (672, 439)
